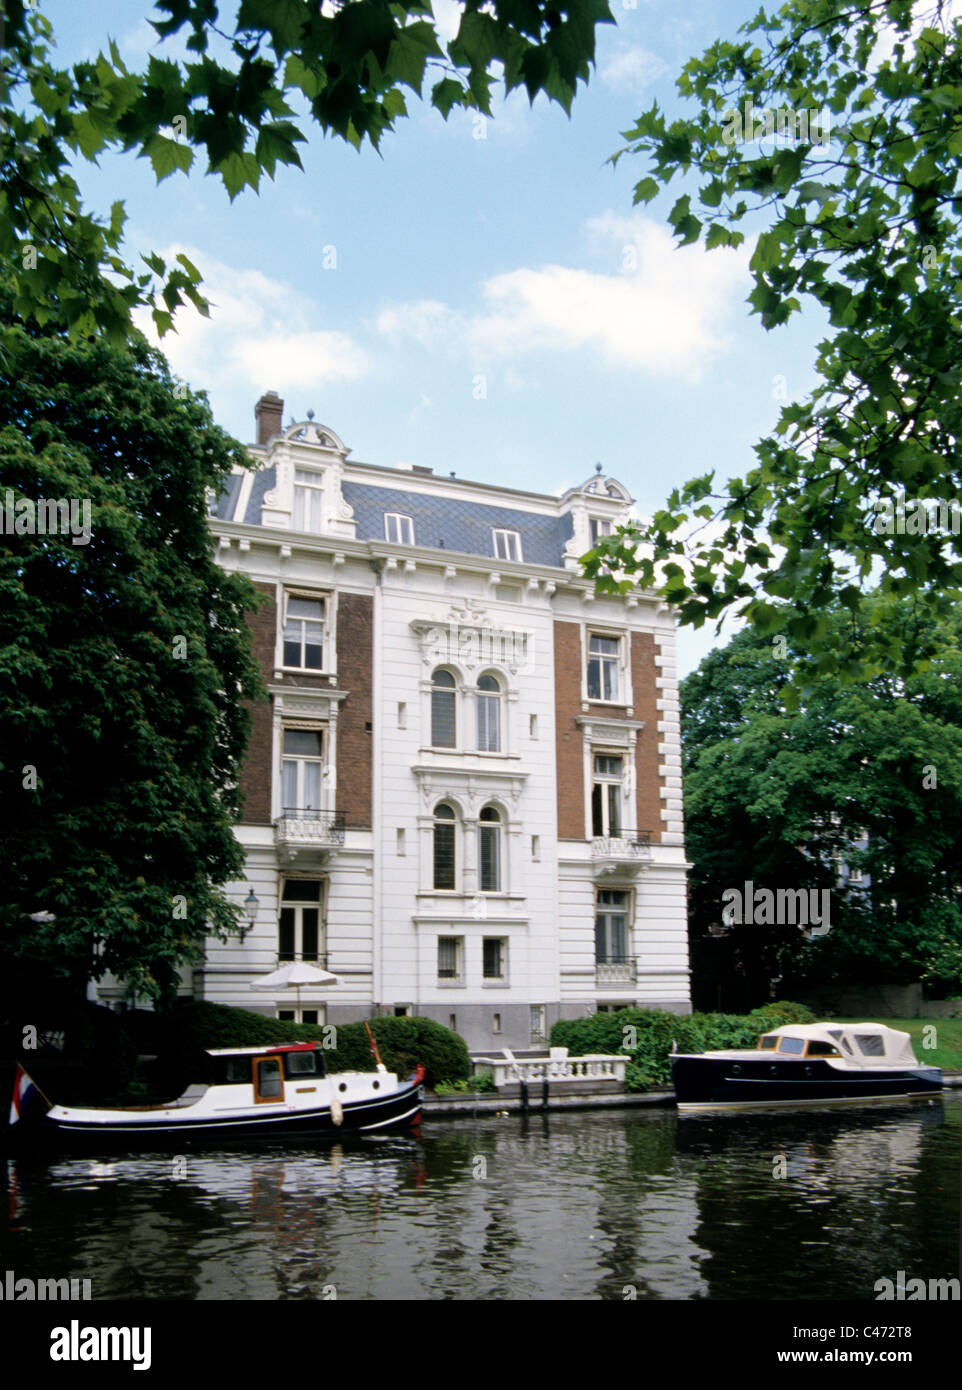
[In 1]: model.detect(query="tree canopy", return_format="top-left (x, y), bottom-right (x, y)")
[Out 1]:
top-left (586, 0), bottom-right (962, 685)
top-left (0, 300), bottom-right (264, 1003)
top-left (1, 0), bottom-right (612, 343)
top-left (681, 597), bottom-right (962, 1009)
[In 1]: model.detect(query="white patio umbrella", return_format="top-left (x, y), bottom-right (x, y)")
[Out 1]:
top-left (251, 961), bottom-right (339, 1015)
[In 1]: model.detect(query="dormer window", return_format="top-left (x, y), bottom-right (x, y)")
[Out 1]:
top-left (293, 468), bottom-right (324, 532)
top-left (589, 518), bottom-right (612, 545)
top-left (493, 529), bottom-right (522, 562)
top-left (385, 513), bottom-right (415, 545)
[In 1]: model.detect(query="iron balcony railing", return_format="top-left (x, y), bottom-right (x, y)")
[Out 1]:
top-left (591, 831), bottom-right (652, 859)
top-left (274, 809), bottom-right (346, 845)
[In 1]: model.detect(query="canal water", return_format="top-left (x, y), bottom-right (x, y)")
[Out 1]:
top-left (2, 1098), bottom-right (959, 1300)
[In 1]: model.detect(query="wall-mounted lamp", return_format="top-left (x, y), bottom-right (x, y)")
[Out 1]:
top-left (241, 888), bottom-right (259, 939)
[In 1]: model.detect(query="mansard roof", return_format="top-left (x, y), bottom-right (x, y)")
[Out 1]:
top-left (209, 405), bottom-right (635, 568)
top-left (341, 481), bottom-right (574, 566)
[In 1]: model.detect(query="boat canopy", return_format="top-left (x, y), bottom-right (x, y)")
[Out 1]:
top-left (761, 1023), bottom-right (919, 1065)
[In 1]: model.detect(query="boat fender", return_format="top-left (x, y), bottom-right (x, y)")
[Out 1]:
top-left (330, 1095), bottom-right (344, 1127)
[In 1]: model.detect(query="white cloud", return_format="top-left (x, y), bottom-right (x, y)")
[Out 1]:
top-left (599, 43), bottom-right (668, 94)
top-left (463, 213), bottom-right (752, 378)
top-left (376, 299), bottom-right (455, 347)
top-left (137, 247), bottom-right (373, 396)
top-left (374, 213), bottom-right (751, 380)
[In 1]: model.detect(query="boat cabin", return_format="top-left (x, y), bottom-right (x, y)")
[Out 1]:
top-left (756, 1023), bottom-right (921, 1066)
top-left (205, 1043), bottom-right (327, 1098)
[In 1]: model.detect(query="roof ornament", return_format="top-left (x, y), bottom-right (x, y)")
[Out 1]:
top-left (307, 408), bottom-right (315, 421)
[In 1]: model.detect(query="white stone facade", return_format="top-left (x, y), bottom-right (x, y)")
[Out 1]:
top-left (190, 400), bottom-right (691, 1049)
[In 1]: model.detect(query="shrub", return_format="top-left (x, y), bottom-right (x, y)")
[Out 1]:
top-left (131, 1003), bottom-right (469, 1091)
top-left (12, 1002), bottom-right (141, 1106)
top-left (364, 1016), bottom-right (471, 1088)
top-left (748, 1000), bottom-right (817, 1027)
top-left (435, 1072), bottom-right (496, 1096)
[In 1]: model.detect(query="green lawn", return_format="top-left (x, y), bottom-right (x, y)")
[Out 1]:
top-left (829, 1017), bottom-right (962, 1072)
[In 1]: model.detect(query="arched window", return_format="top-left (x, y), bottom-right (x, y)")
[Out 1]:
top-left (479, 805), bottom-right (502, 892)
top-left (433, 802), bottom-right (456, 890)
top-left (476, 673), bottom-right (501, 752)
top-left (431, 669), bottom-right (457, 748)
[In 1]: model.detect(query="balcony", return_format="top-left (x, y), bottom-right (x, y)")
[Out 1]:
top-left (591, 830), bottom-right (651, 877)
top-left (274, 809), bottom-right (345, 866)
top-left (595, 957), bottom-right (638, 986)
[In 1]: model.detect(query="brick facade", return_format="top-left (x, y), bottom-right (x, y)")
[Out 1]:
top-left (335, 591), bottom-right (373, 829)
top-left (631, 631), bottom-right (662, 846)
top-left (554, 620), bottom-right (586, 839)
top-left (239, 582), bottom-right (276, 825)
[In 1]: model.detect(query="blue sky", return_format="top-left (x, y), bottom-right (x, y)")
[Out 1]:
top-left (46, 0), bottom-right (829, 675)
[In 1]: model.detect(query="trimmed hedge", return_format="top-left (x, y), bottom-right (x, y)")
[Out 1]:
top-left (550, 1000), bottom-right (816, 1091)
top-left (131, 1002), bottom-right (470, 1089)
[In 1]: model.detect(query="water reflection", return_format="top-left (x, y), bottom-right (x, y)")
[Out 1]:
top-left (1, 1099), bottom-right (958, 1300)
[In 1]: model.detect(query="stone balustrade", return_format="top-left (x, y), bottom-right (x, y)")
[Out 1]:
top-left (471, 1049), bottom-right (628, 1088)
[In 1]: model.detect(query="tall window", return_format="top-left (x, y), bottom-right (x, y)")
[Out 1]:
top-left (283, 594), bottom-right (324, 670)
top-left (279, 879), bottom-right (323, 962)
top-left (483, 937), bottom-right (507, 981)
top-left (385, 513), bottom-right (414, 544)
top-left (596, 889), bottom-right (629, 963)
top-left (438, 936), bottom-right (463, 982)
top-left (282, 728), bottom-right (324, 817)
top-left (476, 673), bottom-right (501, 752)
top-left (493, 529), bottom-right (522, 561)
top-left (479, 806), bottom-right (502, 892)
top-left (431, 669), bottom-right (457, 748)
top-left (587, 634), bottom-right (620, 701)
top-left (433, 802), bottom-right (456, 890)
top-left (293, 468), bottom-right (324, 531)
top-left (592, 754), bottom-right (623, 837)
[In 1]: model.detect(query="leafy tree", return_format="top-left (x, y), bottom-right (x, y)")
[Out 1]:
top-left (586, 0), bottom-right (962, 684)
top-left (1, 0), bottom-right (613, 343)
top-left (0, 296), bottom-right (264, 1004)
top-left (680, 598), bottom-right (962, 1008)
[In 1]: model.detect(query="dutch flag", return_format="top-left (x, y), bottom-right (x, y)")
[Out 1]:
top-left (8, 1065), bottom-right (41, 1126)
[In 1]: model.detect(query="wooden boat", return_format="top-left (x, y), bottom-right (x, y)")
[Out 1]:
top-left (7, 1043), bottom-right (424, 1148)
top-left (671, 1022), bottom-right (942, 1112)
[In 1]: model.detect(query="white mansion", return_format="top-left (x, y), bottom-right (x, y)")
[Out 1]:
top-left (190, 392), bottom-right (690, 1049)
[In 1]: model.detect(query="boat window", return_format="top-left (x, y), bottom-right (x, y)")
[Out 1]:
top-left (225, 1056), bottom-right (251, 1084)
top-left (254, 1057), bottom-right (284, 1101)
top-left (777, 1036), bottom-right (806, 1055)
top-left (806, 1041), bottom-right (840, 1057)
top-left (854, 1034), bottom-right (886, 1057)
top-left (758, 1035), bottom-right (778, 1050)
top-left (285, 1051), bottom-right (320, 1078)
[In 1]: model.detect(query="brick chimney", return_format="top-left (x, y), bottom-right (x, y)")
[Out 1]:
top-left (254, 390), bottom-right (284, 446)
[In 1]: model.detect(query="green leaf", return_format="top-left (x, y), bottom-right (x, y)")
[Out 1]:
top-left (633, 177), bottom-right (660, 205)
top-left (214, 150), bottom-right (261, 199)
top-left (431, 77), bottom-right (465, 118)
top-left (144, 133), bottom-right (194, 181)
